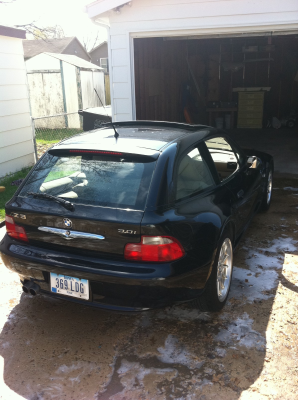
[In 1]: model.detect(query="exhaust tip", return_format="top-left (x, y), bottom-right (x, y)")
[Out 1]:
top-left (22, 280), bottom-right (33, 294)
top-left (29, 283), bottom-right (40, 296)
top-left (22, 285), bottom-right (29, 294)
top-left (22, 281), bottom-right (40, 296)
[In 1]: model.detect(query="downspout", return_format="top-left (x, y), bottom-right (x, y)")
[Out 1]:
top-left (91, 19), bottom-right (114, 122)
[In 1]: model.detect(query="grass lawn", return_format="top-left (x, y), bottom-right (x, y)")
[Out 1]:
top-left (36, 128), bottom-right (82, 145)
top-left (0, 167), bottom-right (32, 221)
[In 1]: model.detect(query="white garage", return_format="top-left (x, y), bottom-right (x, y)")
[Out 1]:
top-left (85, 0), bottom-right (298, 125)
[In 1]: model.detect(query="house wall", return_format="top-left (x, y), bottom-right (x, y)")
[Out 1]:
top-left (88, 0), bottom-right (298, 122)
top-left (0, 34), bottom-right (35, 178)
top-left (63, 39), bottom-right (91, 62)
top-left (89, 43), bottom-right (108, 67)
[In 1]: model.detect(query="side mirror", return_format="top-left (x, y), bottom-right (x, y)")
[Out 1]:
top-left (247, 156), bottom-right (261, 169)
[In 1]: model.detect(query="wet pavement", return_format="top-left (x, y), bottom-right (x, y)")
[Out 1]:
top-left (0, 176), bottom-right (297, 400)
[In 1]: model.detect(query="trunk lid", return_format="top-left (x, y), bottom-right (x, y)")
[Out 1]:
top-left (9, 149), bottom-right (158, 257)
top-left (7, 200), bottom-right (143, 257)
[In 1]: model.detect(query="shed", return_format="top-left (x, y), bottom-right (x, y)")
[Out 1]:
top-left (23, 37), bottom-right (91, 62)
top-left (25, 53), bottom-right (105, 129)
top-left (0, 25), bottom-right (36, 178)
top-left (85, 0), bottom-right (298, 123)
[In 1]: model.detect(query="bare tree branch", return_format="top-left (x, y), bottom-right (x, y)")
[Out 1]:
top-left (82, 31), bottom-right (101, 52)
top-left (15, 22), bottom-right (65, 40)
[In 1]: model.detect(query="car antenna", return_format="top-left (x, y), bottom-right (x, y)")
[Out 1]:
top-left (94, 88), bottom-right (119, 142)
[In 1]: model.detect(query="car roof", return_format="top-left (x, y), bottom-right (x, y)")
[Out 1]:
top-left (52, 121), bottom-right (213, 154)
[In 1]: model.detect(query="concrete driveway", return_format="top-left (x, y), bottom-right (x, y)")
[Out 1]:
top-left (0, 176), bottom-right (297, 400)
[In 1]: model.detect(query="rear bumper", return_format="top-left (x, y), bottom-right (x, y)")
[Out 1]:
top-left (0, 234), bottom-right (210, 311)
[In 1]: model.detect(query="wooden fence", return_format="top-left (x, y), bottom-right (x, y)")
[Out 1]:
top-left (105, 74), bottom-right (111, 105)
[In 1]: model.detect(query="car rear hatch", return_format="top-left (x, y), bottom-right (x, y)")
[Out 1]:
top-left (7, 148), bottom-right (159, 258)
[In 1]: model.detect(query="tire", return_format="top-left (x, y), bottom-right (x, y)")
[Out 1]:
top-left (193, 232), bottom-right (233, 312)
top-left (260, 165), bottom-right (273, 212)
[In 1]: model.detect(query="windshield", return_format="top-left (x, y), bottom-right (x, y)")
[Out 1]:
top-left (19, 153), bottom-right (156, 210)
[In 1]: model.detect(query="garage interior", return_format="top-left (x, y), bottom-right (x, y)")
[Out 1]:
top-left (134, 34), bottom-right (298, 174)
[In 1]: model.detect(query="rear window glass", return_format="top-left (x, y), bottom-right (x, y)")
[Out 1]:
top-left (19, 153), bottom-right (156, 210)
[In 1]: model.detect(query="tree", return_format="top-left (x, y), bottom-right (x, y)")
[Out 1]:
top-left (16, 23), bottom-right (65, 40)
top-left (82, 30), bottom-right (101, 52)
top-left (0, 0), bottom-right (64, 41)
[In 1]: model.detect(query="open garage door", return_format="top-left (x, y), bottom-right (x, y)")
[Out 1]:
top-left (134, 34), bottom-right (298, 126)
top-left (133, 34), bottom-right (298, 174)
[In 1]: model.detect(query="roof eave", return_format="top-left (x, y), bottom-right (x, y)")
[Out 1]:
top-left (44, 52), bottom-right (104, 70)
top-left (89, 41), bottom-right (108, 55)
top-left (86, 0), bottom-right (130, 19)
top-left (0, 25), bottom-right (26, 39)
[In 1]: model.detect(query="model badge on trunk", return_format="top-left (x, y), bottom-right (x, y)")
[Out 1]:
top-left (63, 218), bottom-right (72, 228)
top-left (11, 213), bottom-right (26, 219)
top-left (118, 229), bottom-right (137, 235)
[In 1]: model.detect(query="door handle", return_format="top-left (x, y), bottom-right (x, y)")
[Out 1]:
top-left (237, 190), bottom-right (244, 199)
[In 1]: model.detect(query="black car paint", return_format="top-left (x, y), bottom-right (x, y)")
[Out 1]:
top-left (0, 121), bottom-right (273, 311)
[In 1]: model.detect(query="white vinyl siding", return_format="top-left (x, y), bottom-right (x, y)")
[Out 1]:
top-left (0, 35), bottom-right (35, 178)
top-left (0, 85), bottom-right (29, 101)
top-left (0, 126), bottom-right (33, 148)
top-left (87, 0), bottom-right (298, 122)
top-left (0, 99), bottom-right (30, 117)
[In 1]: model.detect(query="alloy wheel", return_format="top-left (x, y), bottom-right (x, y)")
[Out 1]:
top-left (217, 238), bottom-right (233, 302)
top-left (267, 171), bottom-right (273, 204)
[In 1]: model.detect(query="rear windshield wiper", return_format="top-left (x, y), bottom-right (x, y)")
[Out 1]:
top-left (27, 192), bottom-right (75, 211)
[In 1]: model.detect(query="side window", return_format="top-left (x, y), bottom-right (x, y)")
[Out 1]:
top-left (176, 146), bottom-right (215, 201)
top-left (205, 137), bottom-right (240, 182)
top-left (100, 58), bottom-right (109, 73)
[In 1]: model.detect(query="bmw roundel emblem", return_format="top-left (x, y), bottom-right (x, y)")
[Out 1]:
top-left (63, 218), bottom-right (72, 228)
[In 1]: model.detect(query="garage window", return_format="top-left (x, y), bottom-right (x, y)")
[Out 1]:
top-left (205, 137), bottom-right (240, 181)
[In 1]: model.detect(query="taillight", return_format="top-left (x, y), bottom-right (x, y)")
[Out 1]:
top-left (5, 215), bottom-right (28, 242)
top-left (124, 236), bottom-right (185, 262)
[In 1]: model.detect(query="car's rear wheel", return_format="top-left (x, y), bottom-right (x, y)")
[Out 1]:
top-left (260, 166), bottom-right (273, 211)
top-left (193, 232), bottom-right (233, 312)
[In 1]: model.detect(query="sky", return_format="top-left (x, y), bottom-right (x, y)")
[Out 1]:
top-left (0, 0), bottom-right (107, 49)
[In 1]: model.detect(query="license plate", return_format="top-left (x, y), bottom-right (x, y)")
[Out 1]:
top-left (50, 273), bottom-right (89, 300)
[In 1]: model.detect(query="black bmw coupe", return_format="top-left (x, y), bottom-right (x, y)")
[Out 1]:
top-left (0, 122), bottom-right (273, 312)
